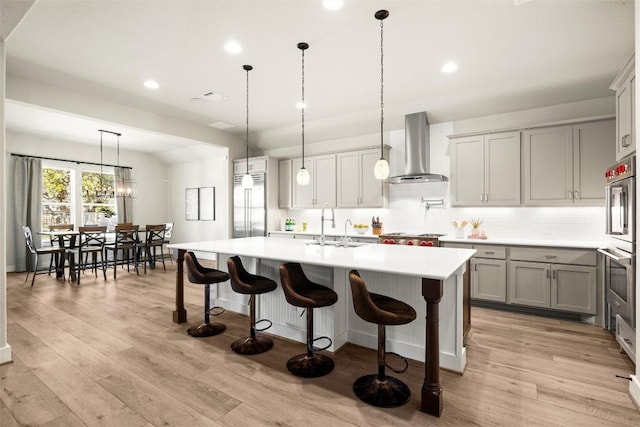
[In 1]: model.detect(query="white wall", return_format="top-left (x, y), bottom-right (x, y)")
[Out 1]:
top-left (5, 130), bottom-right (168, 270)
top-left (166, 154), bottom-right (230, 246)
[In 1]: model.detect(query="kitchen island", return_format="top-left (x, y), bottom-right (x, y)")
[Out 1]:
top-left (168, 236), bottom-right (475, 417)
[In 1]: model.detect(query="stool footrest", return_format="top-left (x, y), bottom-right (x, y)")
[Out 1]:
top-left (208, 306), bottom-right (225, 316)
top-left (310, 335), bottom-right (332, 352)
top-left (254, 318), bottom-right (272, 332)
top-left (384, 351), bottom-right (409, 374)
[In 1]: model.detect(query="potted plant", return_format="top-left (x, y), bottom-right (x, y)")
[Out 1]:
top-left (470, 218), bottom-right (483, 237)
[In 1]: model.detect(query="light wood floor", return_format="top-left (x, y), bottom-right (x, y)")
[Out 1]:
top-left (2, 263), bottom-right (639, 426)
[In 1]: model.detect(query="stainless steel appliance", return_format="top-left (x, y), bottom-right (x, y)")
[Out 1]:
top-left (378, 232), bottom-right (444, 247)
top-left (600, 155), bottom-right (636, 360)
top-left (233, 172), bottom-right (266, 238)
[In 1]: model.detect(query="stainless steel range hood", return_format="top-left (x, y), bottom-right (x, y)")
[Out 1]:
top-left (387, 112), bottom-right (449, 184)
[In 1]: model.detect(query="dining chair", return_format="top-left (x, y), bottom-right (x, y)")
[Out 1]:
top-left (67, 226), bottom-right (107, 284)
top-left (162, 222), bottom-right (174, 264)
top-left (137, 224), bottom-right (166, 273)
top-left (104, 224), bottom-right (140, 278)
top-left (22, 225), bottom-right (65, 287)
top-left (48, 223), bottom-right (75, 273)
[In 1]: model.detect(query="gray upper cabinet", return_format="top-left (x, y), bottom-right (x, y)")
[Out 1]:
top-left (610, 53), bottom-right (635, 161)
top-left (451, 131), bottom-right (520, 206)
top-left (337, 148), bottom-right (386, 208)
top-left (292, 154), bottom-right (337, 208)
top-left (278, 159), bottom-right (292, 209)
top-left (523, 120), bottom-right (614, 206)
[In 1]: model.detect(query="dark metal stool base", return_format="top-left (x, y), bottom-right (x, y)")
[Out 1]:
top-left (231, 335), bottom-right (273, 355)
top-left (186, 322), bottom-right (226, 338)
top-left (286, 353), bottom-right (334, 378)
top-left (353, 374), bottom-right (411, 408)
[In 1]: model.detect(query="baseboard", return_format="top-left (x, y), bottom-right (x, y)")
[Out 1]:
top-left (630, 375), bottom-right (640, 411)
top-left (0, 343), bottom-right (12, 365)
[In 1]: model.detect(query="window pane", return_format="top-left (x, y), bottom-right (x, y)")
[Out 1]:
top-left (42, 168), bottom-right (72, 231)
top-left (82, 171), bottom-right (117, 225)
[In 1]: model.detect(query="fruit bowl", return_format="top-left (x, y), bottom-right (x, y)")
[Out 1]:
top-left (353, 224), bottom-right (369, 235)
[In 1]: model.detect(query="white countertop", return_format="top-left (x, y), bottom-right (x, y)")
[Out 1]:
top-left (170, 237), bottom-right (476, 281)
top-left (268, 230), bottom-right (379, 240)
top-left (439, 235), bottom-right (605, 249)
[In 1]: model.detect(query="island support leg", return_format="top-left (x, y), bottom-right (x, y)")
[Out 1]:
top-left (173, 249), bottom-right (187, 323)
top-left (421, 278), bottom-right (443, 417)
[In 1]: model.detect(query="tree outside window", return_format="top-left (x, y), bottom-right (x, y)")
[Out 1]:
top-left (42, 167), bottom-right (72, 229)
top-left (82, 171), bottom-right (117, 225)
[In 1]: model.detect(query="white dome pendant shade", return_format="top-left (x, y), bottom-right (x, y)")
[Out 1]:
top-left (242, 64), bottom-right (254, 189)
top-left (374, 158), bottom-right (390, 180)
top-left (242, 173), bottom-right (254, 189)
top-left (297, 42), bottom-right (310, 186)
top-left (297, 166), bottom-right (310, 185)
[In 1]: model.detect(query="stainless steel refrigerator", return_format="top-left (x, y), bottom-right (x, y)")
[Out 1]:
top-left (233, 172), bottom-right (266, 238)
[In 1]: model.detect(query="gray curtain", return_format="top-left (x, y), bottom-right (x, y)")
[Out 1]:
top-left (13, 157), bottom-right (42, 272)
top-left (115, 167), bottom-right (133, 223)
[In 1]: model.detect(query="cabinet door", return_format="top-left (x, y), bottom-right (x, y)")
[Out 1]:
top-left (451, 135), bottom-right (485, 206)
top-left (292, 157), bottom-right (315, 208)
top-left (313, 154), bottom-right (336, 207)
top-left (278, 159), bottom-right (292, 208)
top-left (523, 126), bottom-right (573, 206)
top-left (485, 131), bottom-right (520, 206)
top-left (572, 120), bottom-right (615, 205)
top-left (471, 258), bottom-right (507, 302)
top-left (336, 151), bottom-right (360, 208)
top-left (359, 149), bottom-right (384, 207)
top-left (551, 265), bottom-right (596, 314)
top-left (508, 261), bottom-right (550, 308)
top-left (616, 78), bottom-right (633, 161)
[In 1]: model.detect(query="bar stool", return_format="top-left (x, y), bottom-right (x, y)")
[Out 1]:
top-left (348, 270), bottom-right (417, 407)
top-left (227, 256), bottom-right (277, 355)
top-left (279, 262), bottom-right (338, 378)
top-left (184, 251), bottom-right (229, 337)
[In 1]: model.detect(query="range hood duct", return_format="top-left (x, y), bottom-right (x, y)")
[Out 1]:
top-left (387, 112), bottom-right (449, 184)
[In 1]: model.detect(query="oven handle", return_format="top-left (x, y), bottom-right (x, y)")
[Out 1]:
top-left (597, 248), bottom-right (632, 265)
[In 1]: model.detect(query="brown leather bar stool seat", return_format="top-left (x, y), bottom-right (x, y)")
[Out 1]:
top-left (279, 262), bottom-right (338, 378)
top-left (184, 251), bottom-right (229, 337)
top-left (227, 256), bottom-right (277, 355)
top-left (349, 270), bottom-right (417, 408)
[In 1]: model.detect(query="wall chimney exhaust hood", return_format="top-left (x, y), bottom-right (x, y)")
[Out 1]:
top-left (387, 112), bottom-right (449, 184)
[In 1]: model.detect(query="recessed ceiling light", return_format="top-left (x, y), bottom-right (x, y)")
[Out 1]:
top-left (296, 101), bottom-right (307, 109)
top-left (144, 80), bottom-right (159, 89)
top-left (208, 121), bottom-right (234, 130)
top-left (441, 62), bottom-right (458, 73)
top-left (323, 0), bottom-right (344, 10)
top-left (224, 40), bottom-right (242, 54)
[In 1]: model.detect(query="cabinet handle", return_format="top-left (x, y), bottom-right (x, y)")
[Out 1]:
top-left (484, 251), bottom-right (495, 255)
top-left (552, 270), bottom-right (556, 279)
top-left (480, 194), bottom-right (484, 202)
top-left (485, 193), bottom-right (489, 203)
top-left (615, 301), bottom-right (621, 308)
top-left (546, 269), bottom-right (550, 278)
top-left (622, 134), bottom-right (631, 147)
top-left (624, 338), bottom-right (633, 347)
top-left (574, 190), bottom-right (580, 200)
top-left (545, 255), bottom-right (557, 259)
top-left (567, 191), bottom-right (573, 200)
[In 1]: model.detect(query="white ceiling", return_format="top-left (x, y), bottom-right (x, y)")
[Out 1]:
top-left (3, 0), bottom-right (635, 155)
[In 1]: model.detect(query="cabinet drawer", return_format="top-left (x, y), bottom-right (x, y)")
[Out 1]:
top-left (509, 247), bottom-right (596, 266)
top-left (616, 315), bottom-right (636, 361)
top-left (474, 245), bottom-right (506, 259)
top-left (443, 242), bottom-right (473, 249)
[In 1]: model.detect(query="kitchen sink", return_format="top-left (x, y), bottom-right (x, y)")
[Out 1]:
top-left (305, 240), bottom-right (369, 248)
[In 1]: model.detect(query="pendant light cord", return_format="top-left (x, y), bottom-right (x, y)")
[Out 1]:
top-left (245, 66), bottom-right (250, 174)
top-left (301, 46), bottom-right (305, 168)
top-left (379, 16), bottom-right (384, 159)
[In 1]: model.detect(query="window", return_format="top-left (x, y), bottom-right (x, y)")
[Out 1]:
top-left (41, 161), bottom-right (117, 230)
top-left (42, 167), bottom-right (72, 229)
top-left (81, 170), bottom-right (116, 225)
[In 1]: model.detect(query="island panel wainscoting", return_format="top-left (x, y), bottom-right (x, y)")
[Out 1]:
top-left (168, 237), bottom-right (476, 417)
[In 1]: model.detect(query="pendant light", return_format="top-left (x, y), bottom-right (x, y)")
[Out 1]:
top-left (296, 42), bottom-right (310, 186)
top-left (241, 64), bottom-right (254, 189)
top-left (374, 10), bottom-right (390, 180)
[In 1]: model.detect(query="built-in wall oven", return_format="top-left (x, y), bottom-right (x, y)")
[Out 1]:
top-left (600, 155), bottom-right (636, 361)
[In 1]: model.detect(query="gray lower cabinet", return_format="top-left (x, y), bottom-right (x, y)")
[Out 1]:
top-left (508, 260), bottom-right (597, 315)
top-left (471, 258), bottom-right (506, 302)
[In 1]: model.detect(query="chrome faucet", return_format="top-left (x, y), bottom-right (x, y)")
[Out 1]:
top-left (320, 202), bottom-right (336, 246)
top-left (342, 219), bottom-right (353, 247)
